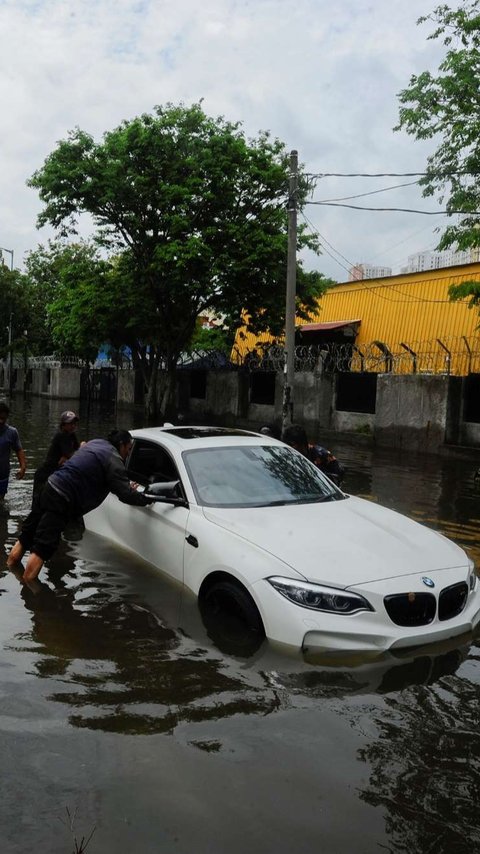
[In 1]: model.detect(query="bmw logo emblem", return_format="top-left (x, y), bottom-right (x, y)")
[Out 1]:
top-left (422, 577), bottom-right (435, 588)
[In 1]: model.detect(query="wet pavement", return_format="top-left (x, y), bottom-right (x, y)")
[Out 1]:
top-left (1, 397), bottom-right (480, 853)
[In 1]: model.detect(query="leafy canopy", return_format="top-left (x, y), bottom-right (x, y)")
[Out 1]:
top-left (29, 103), bottom-right (326, 350)
top-left (396, 1), bottom-right (480, 252)
top-left (25, 241), bottom-right (119, 362)
top-left (0, 260), bottom-right (44, 359)
top-left (28, 103), bottom-right (331, 414)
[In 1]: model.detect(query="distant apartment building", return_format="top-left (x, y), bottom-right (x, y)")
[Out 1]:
top-left (349, 262), bottom-right (392, 281)
top-left (400, 247), bottom-right (480, 274)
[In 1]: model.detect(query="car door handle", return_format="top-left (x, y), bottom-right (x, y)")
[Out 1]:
top-left (186, 534), bottom-right (198, 548)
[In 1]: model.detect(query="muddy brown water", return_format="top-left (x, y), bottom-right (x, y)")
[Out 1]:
top-left (1, 397), bottom-right (480, 853)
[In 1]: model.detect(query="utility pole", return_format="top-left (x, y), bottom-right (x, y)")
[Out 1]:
top-left (282, 150), bottom-right (298, 434)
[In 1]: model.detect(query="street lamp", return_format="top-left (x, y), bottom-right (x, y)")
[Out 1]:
top-left (1, 247), bottom-right (15, 396)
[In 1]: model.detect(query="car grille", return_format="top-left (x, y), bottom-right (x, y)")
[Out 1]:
top-left (384, 582), bottom-right (469, 627)
top-left (438, 582), bottom-right (468, 621)
top-left (384, 592), bottom-right (436, 627)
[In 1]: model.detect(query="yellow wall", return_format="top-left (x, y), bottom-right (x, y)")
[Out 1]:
top-left (312, 264), bottom-right (480, 346)
top-left (234, 262), bottom-right (480, 375)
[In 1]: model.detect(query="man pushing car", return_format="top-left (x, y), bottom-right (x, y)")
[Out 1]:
top-left (7, 428), bottom-right (152, 583)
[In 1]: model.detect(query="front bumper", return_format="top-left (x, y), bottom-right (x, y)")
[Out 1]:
top-left (251, 572), bottom-right (480, 654)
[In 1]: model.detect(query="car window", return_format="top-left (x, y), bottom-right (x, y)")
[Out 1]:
top-left (183, 445), bottom-right (342, 507)
top-left (127, 440), bottom-right (180, 487)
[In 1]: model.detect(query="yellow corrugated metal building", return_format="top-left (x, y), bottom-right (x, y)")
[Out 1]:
top-left (235, 262), bottom-right (480, 375)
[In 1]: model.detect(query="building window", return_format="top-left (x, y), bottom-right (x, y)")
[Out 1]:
top-left (464, 374), bottom-right (480, 423)
top-left (250, 372), bottom-right (276, 405)
top-left (190, 370), bottom-right (207, 400)
top-left (336, 372), bottom-right (377, 414)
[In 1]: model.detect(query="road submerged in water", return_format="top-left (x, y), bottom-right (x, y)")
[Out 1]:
top-left (1, 397), bottom-right (480, 854)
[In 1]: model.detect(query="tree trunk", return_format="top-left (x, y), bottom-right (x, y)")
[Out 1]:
top-left (144, 352), bottom-right (159, 422)
top-left (145, 381), bottom-right (158, 422)
top-left (142, 349), bottom-right (179, 424)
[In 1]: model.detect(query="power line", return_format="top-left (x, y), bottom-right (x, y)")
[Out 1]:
top-left (302, 212), bottom-right (354, 267)
top-left (300, 212), bottom-right (353, 276)
top-left (372, 218), bottom-right (447, 266)
top-left (306, 171), bottom-right (475, 178)
top-left (315, 180), bottom-right (420, 204)
top-left (301, 211), bottom-right (475, 303)
top-left (306, 201), bottom-right (480, 215)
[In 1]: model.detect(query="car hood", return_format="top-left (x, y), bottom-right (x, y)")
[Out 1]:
top-left (202, 495), bottom-right (468, 587)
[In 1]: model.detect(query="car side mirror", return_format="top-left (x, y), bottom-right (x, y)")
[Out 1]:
top-left (147, 480), bottom-right (180, 497)
top-left (144, 480), bottom-right (188, 506)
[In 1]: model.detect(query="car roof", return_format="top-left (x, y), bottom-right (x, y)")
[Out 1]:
top-left (130, 425), bottom-right (282, 450)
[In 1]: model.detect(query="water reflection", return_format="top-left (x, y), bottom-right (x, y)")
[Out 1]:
top-left (10, 554), bottom-right (476, 740)
top-left (3, 399), bottom-right (480, 852)
top-left (357, 661), bottom-right (480, 854)
top-left (11, 562), bottom-right (281, 736)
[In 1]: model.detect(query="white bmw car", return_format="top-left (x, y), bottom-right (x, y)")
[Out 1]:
top-left (84, 426), bottom-right (480, 654)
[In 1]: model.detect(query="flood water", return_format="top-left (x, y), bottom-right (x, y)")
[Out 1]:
top-left (1, 396), bottom-right (480, 854)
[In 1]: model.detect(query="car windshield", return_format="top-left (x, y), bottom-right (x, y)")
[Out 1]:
top-left (182, 444), bottom-right (343, 508)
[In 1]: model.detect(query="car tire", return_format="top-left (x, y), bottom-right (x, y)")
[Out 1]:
top-left (202, 580), bottom-right (264, 636)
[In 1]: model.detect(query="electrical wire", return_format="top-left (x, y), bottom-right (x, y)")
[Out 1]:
top-left (300, 212), bottom-right (353, 276)
top-left (305, 171), bottom-right (474, 178)
top-left (315, 180), bottom-right (420, 204)
top-left (371, 218), bottom-right (447, 266)
top-left (306, 201), bottom-right (480, 215)
top-left (300, 212), bottom-right (474, 304)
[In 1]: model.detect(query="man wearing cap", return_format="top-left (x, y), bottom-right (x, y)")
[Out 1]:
top-left (31, 410), bottom-right (83, 504)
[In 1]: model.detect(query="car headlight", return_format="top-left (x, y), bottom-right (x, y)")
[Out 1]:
top-left (267, 577), bottom-right (374, 615)
top-left (468, 558), bottom-right (478, 592)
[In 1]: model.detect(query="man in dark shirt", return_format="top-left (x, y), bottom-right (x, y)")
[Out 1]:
top-left (7, 429), bottom-right (152, 583)
top-left (32, 410), bottom-right (82, 502)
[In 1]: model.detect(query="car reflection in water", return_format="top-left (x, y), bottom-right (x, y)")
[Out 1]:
top-left (11, 529), bottom-right (477, 739)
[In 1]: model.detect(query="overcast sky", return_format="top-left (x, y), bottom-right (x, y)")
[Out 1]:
top-left (0, 0), bottom-right (447, 282)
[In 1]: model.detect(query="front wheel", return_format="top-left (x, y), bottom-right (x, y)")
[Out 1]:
top-left (200, 579), bottom-right (265, 655)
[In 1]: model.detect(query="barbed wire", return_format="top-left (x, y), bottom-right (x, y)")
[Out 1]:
top-left (230, 335), bottom-right (480, 376)
top-left (6, 336), bottom-right (480, 377)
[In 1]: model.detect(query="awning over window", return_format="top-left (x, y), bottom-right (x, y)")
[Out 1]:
top-left (298, 319), bottom-right (361, 333)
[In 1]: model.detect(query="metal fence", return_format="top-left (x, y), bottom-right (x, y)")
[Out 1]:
top-left (13, 335), bottom-right (480, 376)
top-left (229, 335), bottom-right (480, 376)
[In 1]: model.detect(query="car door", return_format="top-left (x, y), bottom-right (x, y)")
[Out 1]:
top-left (108, 438), bottom-right (189, 583)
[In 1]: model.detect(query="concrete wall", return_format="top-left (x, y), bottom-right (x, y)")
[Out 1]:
top-left (4, 366), bottom-right (81, 398)
top-left (211, 370), bottom-right (473, 453)
top-left (374, 374), bottom-right (451, 452)
top-left (3, 359), bottom-right (480, 453)
top-left (177, 371), bottom-right (248, 421)
top-left (48, 367), bottom-right (81, 399)
top-left (460, 422), bottom-right (480, 446)
top-left (333, 410), bottom-right (375, 433)
top-left (117, 368), bottom-right (136, 406)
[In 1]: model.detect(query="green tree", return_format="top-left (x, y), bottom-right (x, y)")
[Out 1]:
top-left (0, 261), bottom-right (36, 362)
top-left (395, 1), bottom-right (480, 308)
top-left (396, 1), bottom-right (480, 250)
top-left (28, 102), bottom-right (326, 418)
top-left (187, 321), bottom-right (235, 356)
top-left (25, 241), bottom-right (113, 362)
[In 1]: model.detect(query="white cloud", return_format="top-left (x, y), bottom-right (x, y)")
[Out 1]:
top-left (0, 0), bottom-right (449, 279)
